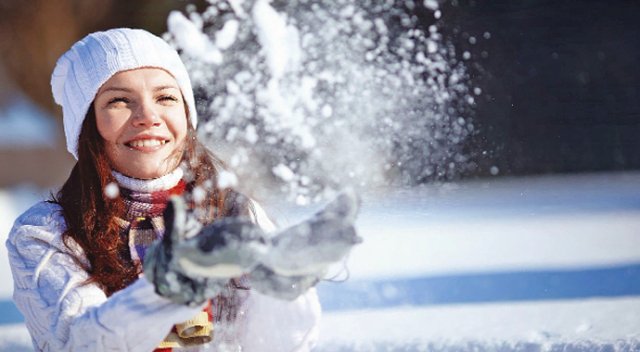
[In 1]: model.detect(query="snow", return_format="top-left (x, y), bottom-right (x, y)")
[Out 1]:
top-left (350, 211), bottom-right (640, 280)
top-left (167, 11), bottom-right (222, 64)
top-left (0, 324), bottom-right (31, 352)
top-left (192, 186), bottom-right (207, 204)
top-left (424, 0), bottom-right (440, 11)
top-left (268, 172), bottom-right (640, 281)
top-left (215, 19), bottom-right (240, 50)
top-left (217, 170), bottom-right (239, 188)
top-left (0, 94), bottom-right (57, 148)
top-left (104, 182), bottom-right (120, 199)
top-left (1, 298), bottom-right (638, 351)
top-left (272, 163), bottom-right (295, 182)
top-left (169, 0), bottom-right (473, 200)
top-left (316, 297), bottom-right (640, 351)
top-left (227, 0), bottom-right (247, 18)
top-left (251, 0), bottom-right (301, 80)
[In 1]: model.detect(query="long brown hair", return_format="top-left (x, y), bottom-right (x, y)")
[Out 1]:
top-left (53, 106), bottom-right (251, 296)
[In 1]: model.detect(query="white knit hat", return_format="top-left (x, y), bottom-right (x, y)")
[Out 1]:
top-left (51, 28), bottom-right (198, 159)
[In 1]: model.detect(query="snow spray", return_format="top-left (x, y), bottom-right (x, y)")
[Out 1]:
top-left (166, 0), bottom-right (474, 204)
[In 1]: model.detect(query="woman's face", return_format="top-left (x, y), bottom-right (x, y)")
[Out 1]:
top-left (93, 68), bottom-right (188, 179)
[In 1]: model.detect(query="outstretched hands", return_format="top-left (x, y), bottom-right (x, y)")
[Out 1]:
top-left (144, 191), bottom-right (362, 306)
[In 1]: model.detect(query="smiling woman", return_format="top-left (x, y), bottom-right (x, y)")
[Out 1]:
top-left (94, 68), bottom-right (188, 180)
top-left (2, 28), bottom-right (356, 352)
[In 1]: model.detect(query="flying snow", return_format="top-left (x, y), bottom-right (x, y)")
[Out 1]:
top-left (167, 0), bottom-right (475, 202)
top-left (104, 182), bottom-right (120, 199)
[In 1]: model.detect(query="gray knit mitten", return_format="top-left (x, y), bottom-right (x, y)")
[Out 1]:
top-left (144, 191), bottom-right (362, 305)
top-left (143, 197), bottom-right (267, 306)
top-left (250, 190), bottom-right (362, 300)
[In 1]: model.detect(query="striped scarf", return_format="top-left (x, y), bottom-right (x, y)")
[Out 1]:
top-left (113, 168), bottom-right (216, 350)
top-left (116, 186), bottom-right (185, 266)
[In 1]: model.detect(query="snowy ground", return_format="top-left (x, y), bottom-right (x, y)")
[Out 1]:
top-left (317, 297), bottom-right (640, 351)
top-left (1, 172), bottom-right (639, 351)
top-left (0, 94), bottom-right (57, 148)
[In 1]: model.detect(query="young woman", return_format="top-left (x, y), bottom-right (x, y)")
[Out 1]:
top-left (5, 28), bottom-right (357, 351)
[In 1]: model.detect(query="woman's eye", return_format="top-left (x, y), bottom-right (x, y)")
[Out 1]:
top-left (107, 97), bottom-right (129, 106)
top-left (158, 95), bottom-right (179, 103)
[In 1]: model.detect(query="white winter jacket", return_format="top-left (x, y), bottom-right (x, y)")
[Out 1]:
top-left (6, 200), bottom-right (321, 352)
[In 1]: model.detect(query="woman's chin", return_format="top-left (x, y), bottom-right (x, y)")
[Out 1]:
top-left (115, 162), bottom-right (176, 180)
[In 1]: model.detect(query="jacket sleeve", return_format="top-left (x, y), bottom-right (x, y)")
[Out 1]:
top-left (239, 201), bottom-right (322, 352)
top-left (6, 202), bottom-right (203, 352)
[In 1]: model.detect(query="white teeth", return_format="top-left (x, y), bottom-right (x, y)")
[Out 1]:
top-left (128, 139), bottom-right (166, 148)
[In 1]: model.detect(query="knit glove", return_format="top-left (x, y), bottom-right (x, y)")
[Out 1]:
top-left (144, 191), bottom-right (362, 305)
top-left (250, 190), bottom-right (362, 300)
top-left (143, 196), bottom-right (267, 306)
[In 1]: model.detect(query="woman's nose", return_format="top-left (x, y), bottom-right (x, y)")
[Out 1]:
top-left (133, 100), bottom-right (161, 127)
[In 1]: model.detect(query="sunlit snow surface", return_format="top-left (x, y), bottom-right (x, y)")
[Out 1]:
top-left (317, 297), bottom-right (640, 351)
top-left (0, 94), bottom-right (57, 148)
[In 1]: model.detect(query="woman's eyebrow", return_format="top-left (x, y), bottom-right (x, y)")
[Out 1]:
top-left (154, 85), bottom-right (180, 92)
top-left (97, 85), bottom-right (179, 95)
top-left (100, 86), bottom-right (132, 94)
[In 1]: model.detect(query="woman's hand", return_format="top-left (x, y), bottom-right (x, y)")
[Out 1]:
top-left (144, 191), bottom-right (362, 305)
top-left (143, 196), bottom-right (266, 306)
top-left (250, 190), bottom-right (363, 300)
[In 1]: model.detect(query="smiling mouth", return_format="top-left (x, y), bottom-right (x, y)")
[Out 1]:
top-left (125, 139), bottom-right (169, 148)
